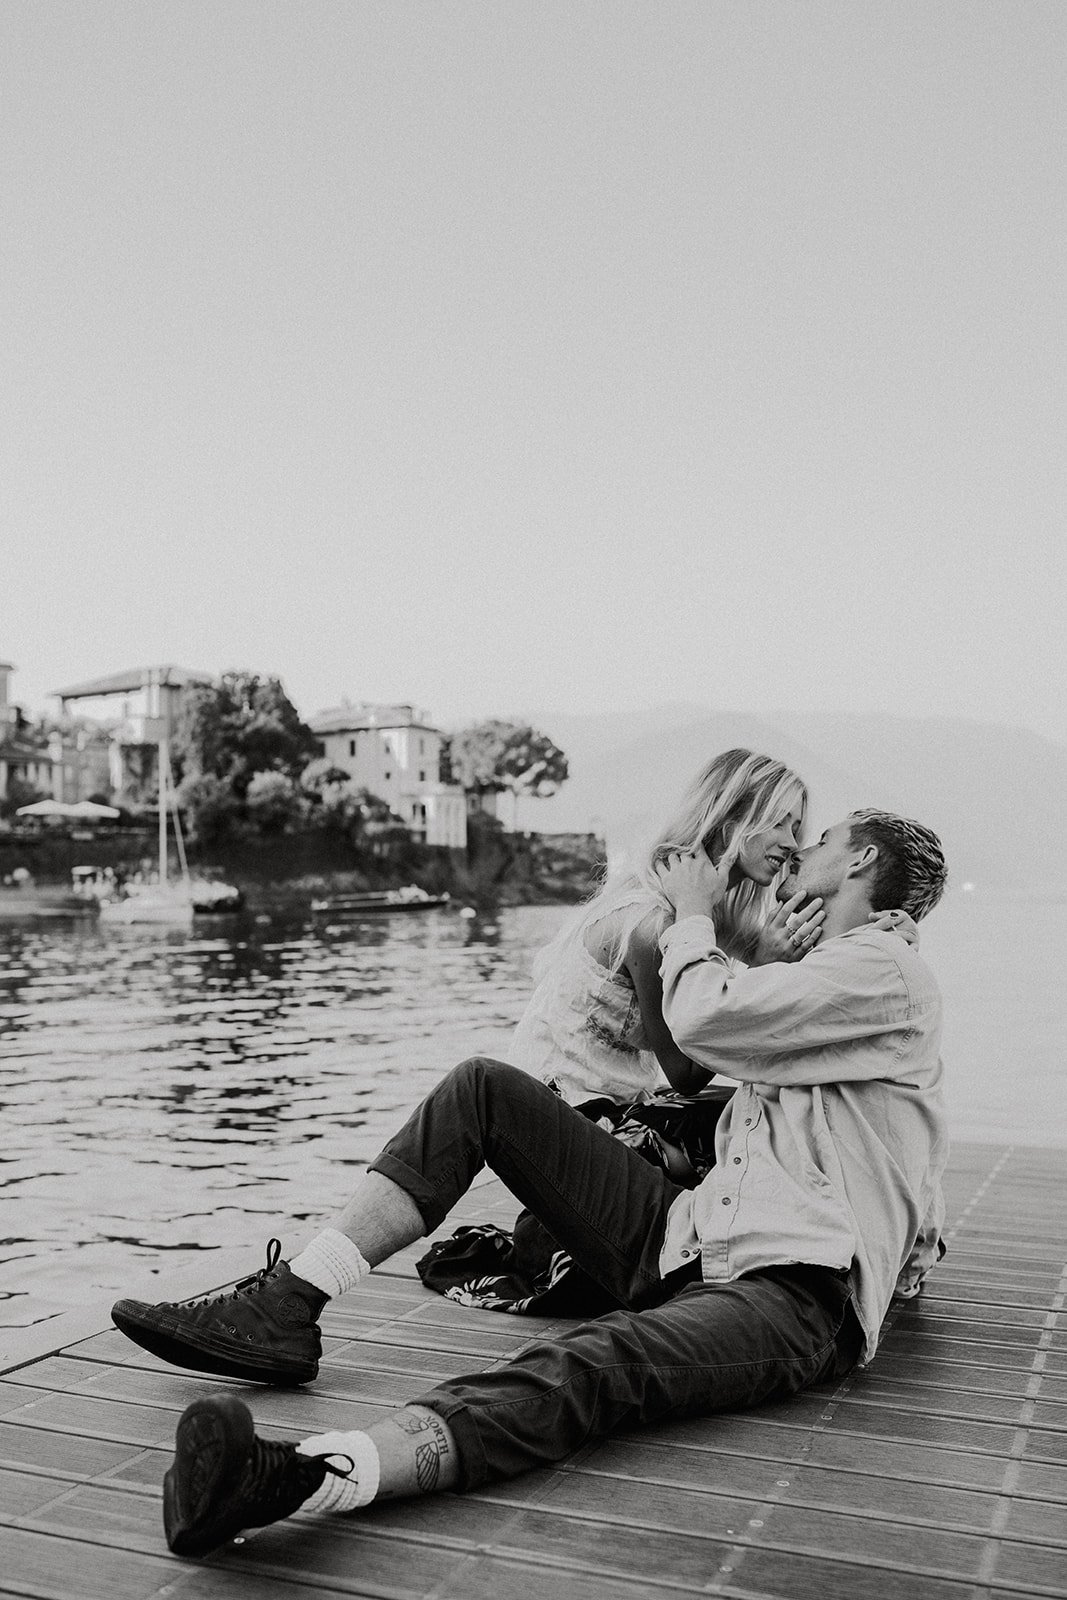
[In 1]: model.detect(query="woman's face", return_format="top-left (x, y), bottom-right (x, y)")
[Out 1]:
top-left (736, 804), bottom-right (805, 886)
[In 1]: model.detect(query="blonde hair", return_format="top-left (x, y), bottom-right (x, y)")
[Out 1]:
top-left (535, 748), bottom-right (808, 978)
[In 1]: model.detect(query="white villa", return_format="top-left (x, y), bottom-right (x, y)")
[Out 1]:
top-left (1, 661), bottom-right (112, 805)
top-left (310, 702), bottom-right (467, 850)
top-left (51, 665), bottom-right (212, 800)
top-left (6, 663), bottom-right (469, 851)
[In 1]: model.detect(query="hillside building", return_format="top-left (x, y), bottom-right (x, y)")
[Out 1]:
top-left (51, 666), bottom-right (212, 802)
top-left (0, 661), bottom-right (57, 803)
top-left (310, 702), bottom-right (466, 850)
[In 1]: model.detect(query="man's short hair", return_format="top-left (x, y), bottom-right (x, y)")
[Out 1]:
top-left (847, 810), bottom-right (948, 921)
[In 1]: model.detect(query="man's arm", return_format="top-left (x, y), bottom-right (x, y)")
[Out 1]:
top-left (659, 916), bottom-right (923, 1085)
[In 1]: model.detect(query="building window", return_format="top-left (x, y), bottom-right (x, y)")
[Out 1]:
top-left (384, 770), bottom-right (391, 781)
top-left (419, 769), bottom-right (426, 783)
top-left (349, 739), bottom-right (356, 757)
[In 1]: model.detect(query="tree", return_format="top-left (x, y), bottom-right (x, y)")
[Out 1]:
top-left (244, 771), bottom-right (308, 834)
top-left (175, 772), bottom-right (242, 844)
top-left (351, 788), bottom-right (411, 858)
top-left (174, 673), bottom-right (320, 797)
top-left (300, 758), bottom-right (352, 797)
top-left (443, 721), bottom-right (568, 801)
top-left (300, 759), bottom-right (361, 833)
top-left (0, 775), bottom-right (47, 820)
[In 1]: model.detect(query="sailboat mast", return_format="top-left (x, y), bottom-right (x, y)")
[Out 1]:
top-left (159, 738), bottom-right (168, 887)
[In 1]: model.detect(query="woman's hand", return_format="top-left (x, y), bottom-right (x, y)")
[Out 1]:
top-left (752, 892), bottom-right (825, 965)
top-left (868, 908), bottom-right (920, 948)
top-left (655, 849), bottom-right (731, 924)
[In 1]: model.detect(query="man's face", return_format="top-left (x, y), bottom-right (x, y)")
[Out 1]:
top-left (776, 819), bottom-right (857, 907)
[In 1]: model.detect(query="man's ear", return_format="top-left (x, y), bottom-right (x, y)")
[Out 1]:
top-left (846, 842), bottom-right (878, 881)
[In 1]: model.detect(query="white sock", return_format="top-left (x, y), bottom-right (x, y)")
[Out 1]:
top-left (289, 1229), bottom-right (371, 1299)
top-left (298, 1430), bottom-right (380, 1514)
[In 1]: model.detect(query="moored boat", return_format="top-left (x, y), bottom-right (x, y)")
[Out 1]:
top-left (87, 742), bottom-right (242, 925)
top-left (311, 885), bottom-right (451, 915)
top-left (96, 878), bottom-right (244, 923)
top-left (0, 881), bottom-right (98, 919)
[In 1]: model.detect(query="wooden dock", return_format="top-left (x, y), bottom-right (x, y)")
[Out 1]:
top-left (1, 1141), bottom-right (1064, 1599)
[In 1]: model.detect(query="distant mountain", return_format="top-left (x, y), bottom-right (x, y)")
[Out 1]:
top-left (514, 706), bottom-right (1066, 893)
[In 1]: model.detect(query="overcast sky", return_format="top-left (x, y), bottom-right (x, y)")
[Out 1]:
top-left (3, 2), bottom-right (1064, 743)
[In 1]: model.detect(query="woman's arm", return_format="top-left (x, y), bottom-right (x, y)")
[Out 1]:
top-left (620, 913), bottom-right (714, 1095)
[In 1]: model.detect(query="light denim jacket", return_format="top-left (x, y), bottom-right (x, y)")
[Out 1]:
top-left (658, 918), bottom-right (947, 1363)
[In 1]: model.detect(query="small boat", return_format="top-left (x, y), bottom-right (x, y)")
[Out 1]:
top-left (97, 877), bottom-right (244, 923)
top-left (93, 742), bottom-right (242, 925)
top-left (311, 885), bottom-right (451, 915)
top-left (0, 880), bottom-right (98, 920)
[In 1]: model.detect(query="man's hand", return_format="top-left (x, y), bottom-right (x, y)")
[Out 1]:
top-left (752, 892), bottom-right (825, 964)
top-left (868, 908), bottom-right (920, 948)
top-left (655, 849), bottom-right (731, 925)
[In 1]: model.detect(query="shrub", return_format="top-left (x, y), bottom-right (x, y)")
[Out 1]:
top-left (244, 771), bottom-right (309, 834)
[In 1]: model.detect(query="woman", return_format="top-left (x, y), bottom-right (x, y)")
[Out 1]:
top-left (419, 749), bottom-right (830, 1314)
top-left (509, 747), bottom-right (819, 1109)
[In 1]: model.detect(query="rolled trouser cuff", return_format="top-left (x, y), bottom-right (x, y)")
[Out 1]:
top-left (366, 1150), bottom-right (454, 1234)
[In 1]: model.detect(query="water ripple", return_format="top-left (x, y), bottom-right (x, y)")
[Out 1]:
top-left (0, 903), bottom-right (567, 1329)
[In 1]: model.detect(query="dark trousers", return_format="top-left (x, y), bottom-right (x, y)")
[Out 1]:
top-left (369, 1058), bottom-right (861, 1488)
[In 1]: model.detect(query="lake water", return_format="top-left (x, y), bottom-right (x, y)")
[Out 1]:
top-left (1, 893), bottom-right (1063, 1333)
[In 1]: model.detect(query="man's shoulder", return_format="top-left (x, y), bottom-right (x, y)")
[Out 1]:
top-left (833, 925), bottom-right (942, 1007)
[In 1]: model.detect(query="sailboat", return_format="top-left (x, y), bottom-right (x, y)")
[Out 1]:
top-left (97, 741), bottom-right (242, 924)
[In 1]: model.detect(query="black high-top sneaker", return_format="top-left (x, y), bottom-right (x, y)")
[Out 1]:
top-left (111, 1240), bottom-right (327, 1385)
top-left (164, 1394), bottom-right (353, 1557)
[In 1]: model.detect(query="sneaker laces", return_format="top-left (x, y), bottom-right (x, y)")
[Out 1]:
top-left (245, 1434), bottom-right (355, 1515)
top-left (165, 1239), bottom-right (287, 1311)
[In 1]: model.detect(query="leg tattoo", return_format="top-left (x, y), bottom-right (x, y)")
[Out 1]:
top-left (373, 1405), bottom-right (456, 1500)
top-left (415, 1441), bottom-right (441, 1491)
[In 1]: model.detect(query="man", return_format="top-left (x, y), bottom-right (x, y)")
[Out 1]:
top-left (111, 809), bottom-right (948, 1558)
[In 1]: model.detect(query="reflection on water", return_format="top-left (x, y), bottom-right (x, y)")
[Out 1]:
top-left (0, 904), bottom-right (569, 1329)
top-left (2, 891), bottom-right (1064, 1332)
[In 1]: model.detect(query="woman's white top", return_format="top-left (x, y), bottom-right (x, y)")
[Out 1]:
top-left (509, 904), bottom-right (663, 1105)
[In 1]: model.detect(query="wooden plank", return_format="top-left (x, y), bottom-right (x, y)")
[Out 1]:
top-left (0, 1524), bottom-right (358, 1599)
top-left (45, 1331), bottom-right (490, 1391)
top-left (1, 1140), bottom-right (1064, 1600)
top-left (0, 1463), bottom-right (82, 1519)
top-left (0, 1525), bottom-right (185, 1600)
top-left (631, 1412), bottom-right (1067, 1498)
top-left (0, 1418), bottom-right (150, 1481)
top-left (518, 1449), bottom-right (1004, 1533)
top-left (17, 1481), bottom-right (701, 1600)
top-left (838, 1375), bottom-right (1067, 1429)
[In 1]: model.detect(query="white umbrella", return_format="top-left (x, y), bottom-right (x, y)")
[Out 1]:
top-left (15, 799), bottom-right (72, 817)
top-left (15, 799), bottom-right (119, 819)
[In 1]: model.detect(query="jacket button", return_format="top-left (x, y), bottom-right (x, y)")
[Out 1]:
top-left (733, 1156), bottom-right (742, 1165)
top-left (722, 1196), bottom-right (731, 1206)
